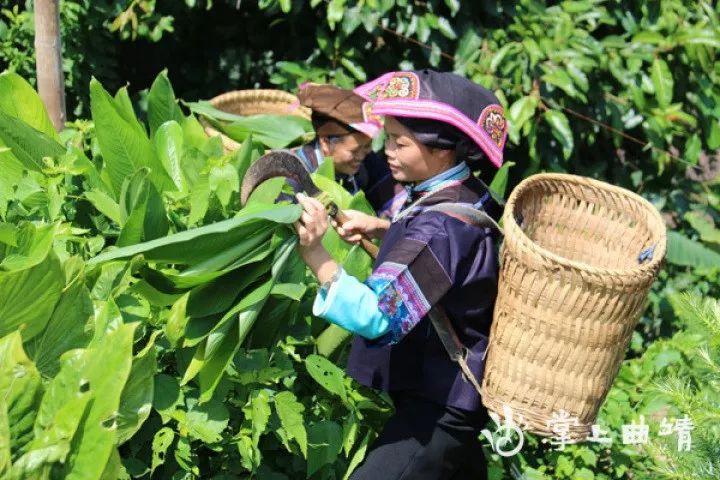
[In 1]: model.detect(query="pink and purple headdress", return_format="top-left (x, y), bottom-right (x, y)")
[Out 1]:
top-left (354, 70), bottom-right (508, 168)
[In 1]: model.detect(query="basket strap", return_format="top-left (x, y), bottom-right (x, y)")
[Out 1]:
top-left (424, 202), bottom-right (504, 235)
top-left (427, 305), bottom-right (486, 397)
top-left (421, 201), bottom-right (500, 398)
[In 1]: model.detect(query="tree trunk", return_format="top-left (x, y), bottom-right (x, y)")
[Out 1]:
top-left (34, 0), bottom-right (66, 131)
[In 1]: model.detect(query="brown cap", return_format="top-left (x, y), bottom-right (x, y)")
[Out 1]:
top-left (297, 83), bottom-right (380, 138)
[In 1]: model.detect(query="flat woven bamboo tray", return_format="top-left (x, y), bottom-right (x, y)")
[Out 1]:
top-left (201, 89), bottom-right (311, 151)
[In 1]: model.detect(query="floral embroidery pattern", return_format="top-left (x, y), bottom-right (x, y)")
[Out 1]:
top-left (478, 104), bottom-right (507, 149)
top-left (364, 72), bottom-right (420, 101)
top-left (383, 72), bottom-right (420, 99)
top-left (365, 261), bottom-right (431, 345)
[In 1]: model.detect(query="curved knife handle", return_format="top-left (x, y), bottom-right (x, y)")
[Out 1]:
top-left (330, 206), bottom-right (380, 260)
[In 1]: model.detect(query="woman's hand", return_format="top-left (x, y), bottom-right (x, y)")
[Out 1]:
top-left (294, 193), bottom-right (337, 283)
top-left (294, 193), bottom-right (328, 251)
top-left (331, 210), bottom-right (390, 243)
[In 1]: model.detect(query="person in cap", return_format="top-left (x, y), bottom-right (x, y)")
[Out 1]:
top-left (293, 70), bottom-right (508, 479)
top-left (296, 83), bottom-right (407, 218)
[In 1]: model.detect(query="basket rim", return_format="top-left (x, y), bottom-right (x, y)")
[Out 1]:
top-left (503, 172), bottom-right (667, 277)
top-left (200, 89), bottom-right (311, 152)
top-left (207, 89), bottom-right (311, 117)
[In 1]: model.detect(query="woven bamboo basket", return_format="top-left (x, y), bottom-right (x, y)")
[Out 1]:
top-left (201, 89), bottom-right (311, 152)
top-left (480, 173), bottom-right (666, 440)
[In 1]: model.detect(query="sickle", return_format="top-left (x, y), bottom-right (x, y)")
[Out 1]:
top-left (240, 150), bottom-right (379, 258)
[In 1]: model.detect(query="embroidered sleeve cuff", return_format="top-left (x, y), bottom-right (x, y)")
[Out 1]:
top-left (312, 268), bottom-right (391, 340)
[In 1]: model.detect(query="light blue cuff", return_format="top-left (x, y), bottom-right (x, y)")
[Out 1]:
top-left (313, 268), bottom-right (391, 339)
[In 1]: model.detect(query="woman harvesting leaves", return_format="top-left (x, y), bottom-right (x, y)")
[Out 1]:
top-left (294, 70), bottom-right (507, 479)
top-left (295, 83), bottom-right (407, 218)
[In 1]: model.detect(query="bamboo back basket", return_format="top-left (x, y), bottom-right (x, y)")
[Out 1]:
top-left (201, 89), bottom-right (311, 151)
top-left (480, 173), bottom-right (667, 440)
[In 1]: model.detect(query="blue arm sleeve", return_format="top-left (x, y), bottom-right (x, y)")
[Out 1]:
top-left (312, 268), bottom-right (391, 340)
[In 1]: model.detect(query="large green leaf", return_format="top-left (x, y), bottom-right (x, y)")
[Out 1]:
top-left (165, 226), bottom-right (274, 288)
top-left (274, 391), bottom-right (308, 458)
top-left (147, 70), bottom-right (184, 137)
top-left (140, 229), bottom-right (275, 291)
top-left (242, 389), bottom-right (272, 468)
top-left (684, 211), bottom-right (720, 245)
top-left (14, 350), bottom-right (91, 476)
top-left (116, 332), bottom-right (158, 444)
top-left (153, 374), bottom-right (184, 424)
top-left (0, 251), bottom-right (64, 341)
top-left (307, 420), bottom-right (343, 478)
top-left (0, 147), bottom-right (23, 219)
top-left (231, 135), bottom-right (263, 183)
top-left (0, 222), bottom-right (57, 272)
top-left (209, 162), bottom-right (239, 208)
top-left (192, 238), bottom-right (297, 401)
top-left (117, 169), bottom-right (169, 246)
top-left (90, 78), bottom-right (175, 196)
top-left (187, 101), bottom-right (312, 149)
top-left (24, 269), bottom-right (93, 378)
top-left (0, 110), bottom-right (65, 172)
top-left (651, 58), bottom-right (674, 107)
top-left (192, 280), bottom-right (273, 401)
top-left (0, 332), bottom-right (42, 467)
top-left (84, 189), bottom-right (123, 225)
top-left (0, 395), bottom-right (10, 476)
top-left (305, 354), bottom-right (348, 402)
top-left (312, 173), bottom-right (354, 209)
top-left (489, 161), bottom-right (515, 200)
top-left (155, 121), bottom-right (187, 192)
top-left (87, 202), bottom-right (300, 266)
top-left (150, 427), bottom-right (175, 475)
top-left (0, 72), bottom-right (58, 139)
top-left (165, 293), bottom-right (191, 348)
top-left (183, 395), bottom-right (229, 444)
top-left (666, 231), bottom-right (720, 270)
top-left (544, 110), bottom-right (574, 160)
top-left (186, 258), bottom-right (272, 318)
top-left (506, 95), bottom-right (538, 144)
top-left (113, 87), bottom-right (146, 137)
top-left (61, 323), bottom-right (137, 480)
top-left (343, 431), bottom-right (373, 480)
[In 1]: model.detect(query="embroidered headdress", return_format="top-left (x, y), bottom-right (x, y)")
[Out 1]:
top-left (354, 70), bottom-right (508, 168)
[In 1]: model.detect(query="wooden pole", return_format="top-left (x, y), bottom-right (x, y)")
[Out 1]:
top-left (34, 0), bottom-right (66, 131)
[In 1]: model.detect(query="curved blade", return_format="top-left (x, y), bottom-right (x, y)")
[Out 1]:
top-left (240, 149), bottom-right (320, 206)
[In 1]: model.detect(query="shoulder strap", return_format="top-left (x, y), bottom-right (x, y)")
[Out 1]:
top-left (424, 202), bottom-right (504, 236)
top-left (421, 198), bottom-right (501, 399)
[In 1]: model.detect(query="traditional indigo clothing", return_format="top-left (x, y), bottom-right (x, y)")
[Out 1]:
top-left (324, 69), bottom-right (509, 478)
top-left (313, 162), bottom-right (474, 342)
top-left (313, 167), bottom-right (503, 412)
top-left (349, 174), bottom-right (502, 412)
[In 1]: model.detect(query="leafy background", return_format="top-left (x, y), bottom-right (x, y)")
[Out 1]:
top-left (0, 0), bottom-right (718, 479)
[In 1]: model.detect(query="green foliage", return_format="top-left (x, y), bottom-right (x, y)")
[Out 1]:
top-left (641, 294), bottom-right (720, 478)
top-left (0, 70), bottom-right (389, 479)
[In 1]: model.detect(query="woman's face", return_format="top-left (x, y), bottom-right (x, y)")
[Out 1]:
top-left (319, 132), bottom-right (372, 176)
top-left (383, 116), bottom-right (454, 183)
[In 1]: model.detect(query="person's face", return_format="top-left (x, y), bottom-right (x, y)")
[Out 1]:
top-left (383, 116), bottom-right (454, 183)
top-left (319, 132), bottom-right (372, 176)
